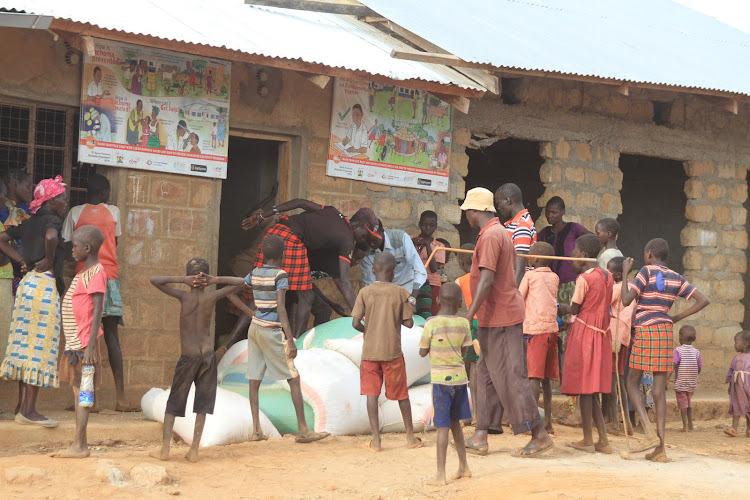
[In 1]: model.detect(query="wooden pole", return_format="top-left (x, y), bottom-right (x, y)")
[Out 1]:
top-left (423, 247), bottom-right (597, 269)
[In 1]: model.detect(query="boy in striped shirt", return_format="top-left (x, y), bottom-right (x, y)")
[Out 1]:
top-left (419, 282), bottom-right (472, 485)
top-left (495, 183), bottom-right (536, 286)
top-left (621, 238), bottom-right (709, 462)
top-left (673, 325), bottom-right (702, 432)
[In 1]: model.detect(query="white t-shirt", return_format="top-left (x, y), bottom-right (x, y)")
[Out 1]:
top-left (345, 121), bottom-right (369, 150)
top-left (87, 79), bottom-right (103, 98)
top-left (167, 132), bottom-right (188, 151)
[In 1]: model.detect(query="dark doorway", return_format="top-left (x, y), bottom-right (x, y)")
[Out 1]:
top-left (618, 154), bottom-right (687, 273)
top-left (457, 138), bottom-right (544, 244)
top-left (215, 136), bottom-right (280, 338)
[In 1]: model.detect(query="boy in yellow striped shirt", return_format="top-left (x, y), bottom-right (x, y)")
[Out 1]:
top-left (419, 282), bottom-right (472, 485)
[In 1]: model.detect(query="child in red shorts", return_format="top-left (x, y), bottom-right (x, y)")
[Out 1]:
top-left (519, 242), bottom-right (559, 436)
top-left (352, 252), bottom-right (422, 452)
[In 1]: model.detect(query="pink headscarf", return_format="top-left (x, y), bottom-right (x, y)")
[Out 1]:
top-left (29, 175), bottom-right (66, 214)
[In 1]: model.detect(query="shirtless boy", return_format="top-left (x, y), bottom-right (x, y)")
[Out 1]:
top-left (149, 258), bottom-right (244, 462)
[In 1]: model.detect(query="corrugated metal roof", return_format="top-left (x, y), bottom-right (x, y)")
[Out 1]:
top-left (360, 0), bottom-right (750, 96)
top-left (1, 0), bottom-right (485, 91)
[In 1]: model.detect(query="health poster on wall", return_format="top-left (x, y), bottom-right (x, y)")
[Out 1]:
top-left (327, 78), bottom-right (451, 192)
top-left (78, 38), bottom-right (230, 179)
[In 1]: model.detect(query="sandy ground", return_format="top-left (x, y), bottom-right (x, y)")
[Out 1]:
top-left (1, 406), bottom-right (749, 499)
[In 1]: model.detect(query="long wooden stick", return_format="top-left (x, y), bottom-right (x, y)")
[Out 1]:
top-left (614, 302), bottom-right (632, 453)
top-left (423, 247), bottom-right (597, 269)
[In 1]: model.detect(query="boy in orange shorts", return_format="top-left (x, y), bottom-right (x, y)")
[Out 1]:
top-left (519, 242), bottom-right (559, 435)
top-left (352, 252), bottom-right (422, 452)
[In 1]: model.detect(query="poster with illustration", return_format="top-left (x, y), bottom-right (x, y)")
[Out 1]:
top-left (78, 38), bottom-right (230, 179)
top-left (327, 78), bottom-right (451, 192)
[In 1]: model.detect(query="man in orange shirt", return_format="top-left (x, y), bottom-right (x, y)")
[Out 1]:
top-left (62, 174), bottom-right (138, 412)
top-left (460, 187), bottom-right (553, 457)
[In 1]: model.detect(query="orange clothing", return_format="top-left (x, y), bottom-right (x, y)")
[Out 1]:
top-left (414, 237), bottom-right (445, 287)
top-left (62, 203), bottom-right (121, 279)
top-left (455, 273), bottom-right (475, 317)
top-left (609, 281), bottom-right (636, 347)
top-left (519, 267), bottom-right (559, 335)
top-left (471, 218), bottom-right (525, 328)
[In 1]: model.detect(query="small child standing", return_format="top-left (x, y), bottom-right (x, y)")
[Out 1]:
top-left (455, 243), bottom-right (479, 419)
top-left (211, 235), bottom-right (330, 444)
top-left (51, 226), bottom-right (106, 459)
top-left (149, 258), bottom-right (245, 462)
top-left (595, 218), bottom-right (623, 270)
top-left (673, 325), bottom-right (702, 432)
top-left (605, 256), bottom-right (636, 433)
top-left (725, 330), bottom-right (750, 438)
top-left (413, 210), bottom-right (445, 317)
top-left (352, 252), bottom-right (422, 452)
top-left (418, 283), bottom-right (472, 485)
top-left (559, 234), bottom-right (613, 454)
top-left (519, 242), bottom-right (559, 436)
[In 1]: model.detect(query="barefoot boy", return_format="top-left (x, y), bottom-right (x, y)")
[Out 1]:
top-left (352, 252), bottom-right (422, 451)
top-left (673, 325), bottom-right (702, 432)
top-left (412, 210), bottom-right (445, 317)
top-left (418, 282), bottom-right (472, 485)
top-left (211, 235), bottom-right (329, 444)
top-left (52, 226), bottom-right (106, 459)
top-left (149, 258), bottom-right (244, 462)
top-left (519, 242), bottom-right (559, 436)
top-left (455, 243), bottom-right (479, 421)
top-left (621, 238), bottom-right (709, 461)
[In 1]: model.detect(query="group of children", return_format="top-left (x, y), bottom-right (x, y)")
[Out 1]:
top-left (46, 191), bottom-right (750, 480)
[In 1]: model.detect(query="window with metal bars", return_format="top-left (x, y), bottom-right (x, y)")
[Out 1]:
top-left (0, 100), bottom-right (95, 207)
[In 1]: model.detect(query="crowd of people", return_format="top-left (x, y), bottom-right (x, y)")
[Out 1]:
top-left (1, 172), bottom-right (749, 483)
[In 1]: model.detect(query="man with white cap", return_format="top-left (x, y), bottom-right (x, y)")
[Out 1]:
top-left (459, 187), bottom-right (554, 457)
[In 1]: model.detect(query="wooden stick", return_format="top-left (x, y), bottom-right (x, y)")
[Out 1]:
top-left (423, 247), bottom-right (596, 269)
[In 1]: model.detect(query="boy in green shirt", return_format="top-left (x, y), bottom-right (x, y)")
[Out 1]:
top-left (419, 282), bottom-right (472, 485)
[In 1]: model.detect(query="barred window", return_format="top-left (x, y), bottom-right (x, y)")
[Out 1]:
top-left (0, 100), bottom-right (95, 206)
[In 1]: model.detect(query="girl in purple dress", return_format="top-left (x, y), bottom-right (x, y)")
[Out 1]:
top-left (725, 330), bottom-right (750, 437)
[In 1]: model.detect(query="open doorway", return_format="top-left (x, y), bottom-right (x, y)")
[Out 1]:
top-left (618, 154), bottom-right (687, 273)
top-left (215, 135), bottom-right (281, 339)
top-left (457, 138), bottom-right (545, 244)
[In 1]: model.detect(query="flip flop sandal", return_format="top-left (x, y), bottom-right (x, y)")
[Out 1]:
top-left (566, 441), bottom-right (595, 453)
top-left (407, 436), bottom-right (425, 449)
top-left (365, 439), bottom-right (381, 452)
top-left (464, 437), bottom-right (489, 456)
top-left (629, 436), bottom-right (659, 453)
top-left (514, 439), bottom-right (555, 458)
top-left (595, 443), bottom-right (613, 454)
top-left (724, 428), bottom-right (739, 437)
top-left (249, 432), bottom-right (268, 442)
top-left (646, 449), bottom-right (669, 463)
top-left (295, 431), bottom-right (330, 443)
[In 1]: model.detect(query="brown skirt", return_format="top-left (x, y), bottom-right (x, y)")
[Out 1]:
top-left (59, 336), bottom-right (103, 389)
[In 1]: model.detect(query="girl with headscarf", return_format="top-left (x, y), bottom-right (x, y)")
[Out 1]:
top-left (147, 107), bottom-right (161, 148)
top-left (0, 176), bottom-right (68, 427)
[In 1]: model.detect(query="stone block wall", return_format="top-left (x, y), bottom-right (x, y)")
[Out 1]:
top-left (679, 161), bottom-right (748, 380)
top-left (110, 169), bottom-right (222, 401)
top-left (535, 140), bottom-right (623, 229)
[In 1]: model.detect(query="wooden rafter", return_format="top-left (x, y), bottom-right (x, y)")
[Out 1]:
top-left (244, 0), bottom-right (377, 17)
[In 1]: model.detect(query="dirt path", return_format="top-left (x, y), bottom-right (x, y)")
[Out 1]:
top-left (1, 411), bottom-right (749, 499)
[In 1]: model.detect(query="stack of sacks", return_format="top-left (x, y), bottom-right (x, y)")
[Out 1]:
top-left (140, 386), bottom-right (281, 447)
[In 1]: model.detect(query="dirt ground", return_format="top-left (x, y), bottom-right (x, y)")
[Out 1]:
top-left (1, 397), bottom-right (749, 499)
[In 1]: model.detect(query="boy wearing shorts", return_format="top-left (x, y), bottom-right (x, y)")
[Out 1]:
top-left (214, 234), bottom-right (329, 443)
top-left (352, 252), bottom-right (422, 452)
top-left (419, 282), bottom-right (472, 485)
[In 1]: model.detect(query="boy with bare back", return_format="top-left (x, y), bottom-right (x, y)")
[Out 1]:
top-left (149, 258), bottom-right (244, 462)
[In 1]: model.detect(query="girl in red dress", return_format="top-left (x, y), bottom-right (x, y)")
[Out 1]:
top-left (559, 234), bottom-right (613, 454)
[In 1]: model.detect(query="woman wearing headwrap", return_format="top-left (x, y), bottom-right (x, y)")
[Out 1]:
top-left (147, 106), bottom-right (162, 148)
top-left (241, 200), bottom-right (378, 338)
top-left (0, 176), bottom-right (68, 427)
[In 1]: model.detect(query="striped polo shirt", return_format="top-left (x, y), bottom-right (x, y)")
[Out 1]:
top-left (245, 265), bottom-right (288, 328)
top-left (674, 344), bottom-right (702, 392)
top-left (418, 316), bottom-right (473, 385)
top-left (632, 264), bottom-right (695, 326)
top-left (504, 208), bottom-right (536, 271)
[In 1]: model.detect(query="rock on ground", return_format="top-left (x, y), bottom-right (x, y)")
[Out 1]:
top-left (4, 466), bottom-right (46, 484)
top-left (130, 464), bottom-right (172, 486)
